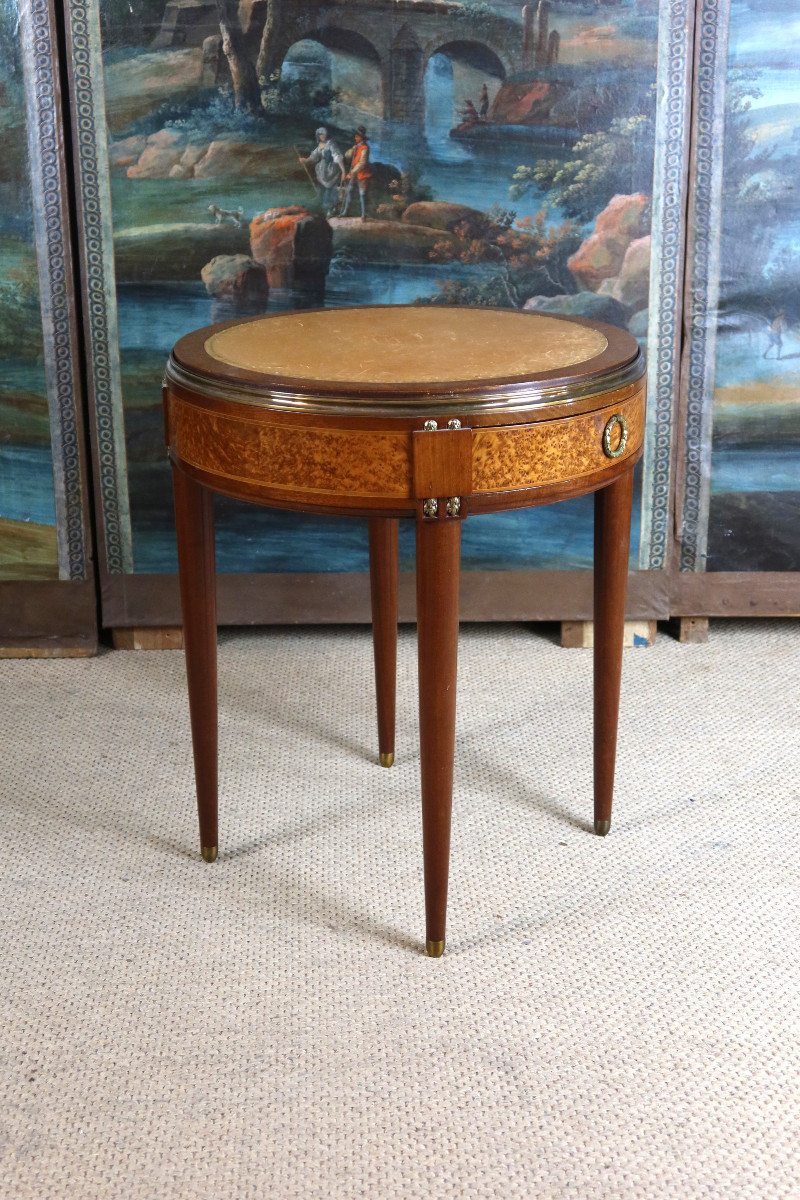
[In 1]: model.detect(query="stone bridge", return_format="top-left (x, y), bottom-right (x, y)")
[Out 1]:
top-left (155, 0), bottom-right (521, 124)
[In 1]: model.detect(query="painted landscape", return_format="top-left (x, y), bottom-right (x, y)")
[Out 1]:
top-left (95, 0), bottom-right (660, 573)
top-left (707, 0), bottom-right (800, 571)
top-left (0, 1), bottom-right (58, 581)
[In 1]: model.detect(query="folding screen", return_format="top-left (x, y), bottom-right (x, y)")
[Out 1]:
top-left (64, 0), bottom-right (694, 628)
top-left (676, 0), bottom-right (800, 616)
top-left (0, 0), bottom-right (95, 652)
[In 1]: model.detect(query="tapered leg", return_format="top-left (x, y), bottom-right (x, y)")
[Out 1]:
top-left (172, 464), bottom-right (218, 861)
top-left (416, 516), bottom-right (461, 956)
top-left (368, 517), bottom-right (398, 767)
top-left (593, 467), bottom-right (635, 836)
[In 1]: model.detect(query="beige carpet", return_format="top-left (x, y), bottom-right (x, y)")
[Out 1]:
top-left (1, 620), bottom-right (799, 1198)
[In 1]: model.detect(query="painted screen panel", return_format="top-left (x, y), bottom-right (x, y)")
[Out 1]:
top-left (0, 0), bottom-right (55, 580)
top-left (70, 0), bottom-right (689, 578)
top-left (680, 0), bottom-right (800, 573)
top-left (708, 0), bottom-right (800, 570)
top-left (0, 0), bottom-right (90, 583)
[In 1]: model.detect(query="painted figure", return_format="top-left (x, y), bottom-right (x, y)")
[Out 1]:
top-left (457, 99), bottom-right (480, 128)
top-left (341, 126), bottom-right (372, 220)
top-left (763, 309), bottom-right (786, 359)
top-left (479, 84), bottom-right (490, 119)
top-left (300, 127), bottom-right (345, 217)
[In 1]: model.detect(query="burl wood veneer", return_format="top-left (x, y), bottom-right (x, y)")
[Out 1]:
top-left (164, 305), bottom-right (646, 956)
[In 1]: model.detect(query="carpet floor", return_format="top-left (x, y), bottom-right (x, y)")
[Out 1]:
top-left (1, 619), bottom-right (799, 1198)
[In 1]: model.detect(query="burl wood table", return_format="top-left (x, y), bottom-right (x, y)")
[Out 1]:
top-left (164, 305), bottom-right (646, 956)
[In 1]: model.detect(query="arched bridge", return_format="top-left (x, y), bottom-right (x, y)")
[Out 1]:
top-left (156, 0), bottom-right (520, 124)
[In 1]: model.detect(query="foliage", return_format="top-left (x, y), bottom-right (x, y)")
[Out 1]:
top-left (374, 166), bottom-right (433, 220)
top-left (511, 114), bottom-right (656, 222)
top-left (717, 69), bottom-right (800, 314)
top-left (132, 90), bottom-right (270, 140)
top-left (274, 75), bottom-right (340, 121)
top-left (760, 247), bottom-right (800, 324)
top-left (417, 276), bottom-right (519, 308)
top-left (421, 207), bottom-right (583, 308)
top-left (452, 0), bottom-right (496, 34)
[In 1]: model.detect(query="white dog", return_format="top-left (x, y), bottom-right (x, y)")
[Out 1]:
top-left (208, 203), bottom-right (244, 227)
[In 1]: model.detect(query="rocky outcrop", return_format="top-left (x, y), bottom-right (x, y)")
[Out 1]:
top-left (168, 143), bottom-right (208, 179)
top-left (126, 128), bottom-right (191, 179)
top-left (566, 194), bottom-right (650, 293)
top-left (401, 202), bottom-right (490, 239)
top-left (108, 135), bottom-right (147, 170)
top-left (329, 218), bottom-right (463, 263)
top-left (113, 222), bottom-right (250, 282)
top-left (117, 130), bottom-right (295, 179)
top-left (598, 234), bottom-right (651, 313)
top-left (201, 254), bottom-right (268, 301)
top-left (489, 79), bottom-right (571, 127)
top-left (627, 307), bottom-right (649, 338)
top-left (193, 140), bottom-right (277, 178)
top-left (250, 207), bottom-right (332, 292)
top-left (523, 290), bottom-right (629, 328)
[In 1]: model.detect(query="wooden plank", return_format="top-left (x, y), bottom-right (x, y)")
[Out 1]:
top-left (0, 581), bottom-right (97, 644)
top-left (561, 620), bottom-right (657, 648)
top-left (112, 626), bottom-right (184, 650)
top-left (665, 616), bottom-right (709, 643)
top-left (97, 568), bottom-right (800, 630)
top-left (100, 569), bottom-right (670, 627)
top-left (670, 572), bottom-right (800, 616)
top-left (0, 639), bottom-right (96, 659)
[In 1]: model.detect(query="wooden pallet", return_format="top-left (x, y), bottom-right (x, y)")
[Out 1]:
top-left (109, 620), bottom-right (710, 652)
top-left (666, 616), bottom-right (710, 644)
top-left (561, 619), bottom-right (658, 648)
top-left (111, 626), bottom-right (184, 650)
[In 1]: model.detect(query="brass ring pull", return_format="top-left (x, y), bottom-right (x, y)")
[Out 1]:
top-left (602, 413), bottom-right (628, 459)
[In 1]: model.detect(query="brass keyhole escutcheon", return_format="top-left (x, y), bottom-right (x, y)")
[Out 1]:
top-left (602, 413), bottom-right (628, 459)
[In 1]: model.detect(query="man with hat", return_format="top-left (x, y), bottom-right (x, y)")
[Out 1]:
top-left (341, 126), bottom-right (372, 220)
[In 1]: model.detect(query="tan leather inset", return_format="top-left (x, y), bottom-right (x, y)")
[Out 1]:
top-left (204, 308), bottom-right (608, 384)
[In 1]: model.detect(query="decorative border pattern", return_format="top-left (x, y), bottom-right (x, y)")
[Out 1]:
top-left (679, 0), bottom-right (729, 571)
top-left (20, 0), bottom-right (88, 580)
top-left (639, 0), bottom-right (694, 570)
top-left (66, 1), bottom-right (133, 574)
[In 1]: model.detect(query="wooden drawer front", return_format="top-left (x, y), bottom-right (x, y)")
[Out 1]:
top-left (472, 389), bottom-right (645, 494)
top-left (168, 396), bottom-right (412, 501)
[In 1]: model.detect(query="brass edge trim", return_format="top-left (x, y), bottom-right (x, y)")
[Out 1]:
top-left (165, 354), bottom-right (645, 417)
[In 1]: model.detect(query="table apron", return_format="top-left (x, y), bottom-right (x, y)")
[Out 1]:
top-left (165, 386), bottom-right (645, 513)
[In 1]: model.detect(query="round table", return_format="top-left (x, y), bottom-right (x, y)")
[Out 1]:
top-left (164, 305), bottom-right (646, 956)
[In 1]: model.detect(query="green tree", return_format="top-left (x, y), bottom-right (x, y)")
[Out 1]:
top-left (511, 114), bottom-right (656, 223)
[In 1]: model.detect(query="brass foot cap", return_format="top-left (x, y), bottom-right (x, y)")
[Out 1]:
top-left (201, 845), bottom-right (218, 862)
top-left (426, 939), bottom-right (445, 958)
top-left (594, 819), bottom-right (611, 837)
top-left (379, 752), bottom-right (395, 768)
